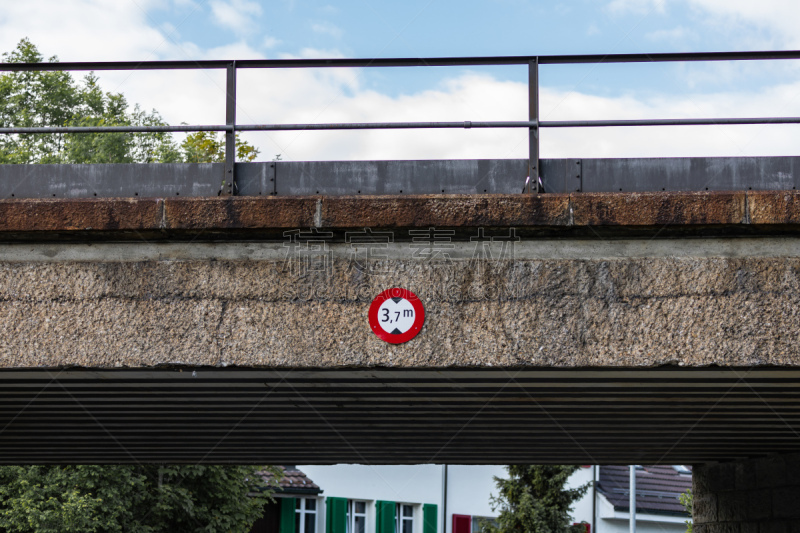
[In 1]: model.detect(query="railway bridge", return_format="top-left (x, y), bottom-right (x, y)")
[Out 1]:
top-left (4, 51), bottom-right (800, 529)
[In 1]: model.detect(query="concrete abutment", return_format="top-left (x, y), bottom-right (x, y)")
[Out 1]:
top-left (694, 454), bottom-right (800, 531)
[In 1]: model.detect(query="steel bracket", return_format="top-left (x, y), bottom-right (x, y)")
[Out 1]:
top-left (572, 159), bottom-right (582, 192)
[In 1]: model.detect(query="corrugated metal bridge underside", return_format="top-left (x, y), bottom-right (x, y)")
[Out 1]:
top-left (1, 367), bottom-right (797, 465)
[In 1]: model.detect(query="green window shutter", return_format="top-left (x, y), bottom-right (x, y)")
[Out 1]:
top-left (376, 500), bottom-right (396, 533)
top-left (326, 497), bottom-right (348, 533)
top-left (423, 504), bottom-right (438, 533)
top-left (280, 498), bottom-right (297, 533)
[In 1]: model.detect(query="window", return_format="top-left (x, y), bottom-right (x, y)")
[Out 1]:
top-left (296, 498), bottom-right (317, 533)
top-left (396, 504), bottom-right (414, 533)
top-left (472, 517), bottom-right (496, 533)
top-left (346, 500), bottom-right (367, 533)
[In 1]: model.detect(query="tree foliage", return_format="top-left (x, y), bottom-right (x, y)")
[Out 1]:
top-left (0, 465), bottom-right (279, 533)
top-left (0, 38), bottom-right (258, 164)
top-left (181, 131), bottom-right (259, 163)
top-left (482, 465), bottom-right (590, 533)
top-left (679, 490), bottom-right (693, 533)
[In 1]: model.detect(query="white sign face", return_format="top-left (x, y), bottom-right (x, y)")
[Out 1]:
top-left (377, 297), bottom-right (416, 335)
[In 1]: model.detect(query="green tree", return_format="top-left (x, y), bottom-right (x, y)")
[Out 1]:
top-left (181, 131), bottom-right (259, 163)
top-left (482, 465), bottom-right (590, 533)
top-left (0, 465), bottom-right (280, 533)
top-left (0, 38), bottom-right (80, 163)
top-left (679, 490), bottom-right (693, 533)
top-left (0, 38), bottom-right (257, 164)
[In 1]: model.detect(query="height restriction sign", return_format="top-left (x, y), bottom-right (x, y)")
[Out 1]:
top-left (368, 288), bottom-right (425, 344)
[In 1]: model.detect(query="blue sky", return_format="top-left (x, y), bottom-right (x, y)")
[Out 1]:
top-left (127, 0), bottom-right (800, 94)
top-left (2, 0), bottom-right (800, 160)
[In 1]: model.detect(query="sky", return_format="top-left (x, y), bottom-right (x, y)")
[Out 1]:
top-left (2, 0), bottom-right (800, 161)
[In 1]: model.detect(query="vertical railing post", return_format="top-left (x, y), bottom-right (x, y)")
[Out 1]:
top-left (222, 61), bottom-right (237, 196)
top-left (528, 57), bottom-right (541, 193)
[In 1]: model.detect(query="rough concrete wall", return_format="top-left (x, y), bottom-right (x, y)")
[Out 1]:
top-left (694, 454), bottom-right (800, 531)
top-left (2, 248), bottom-right (800, 368)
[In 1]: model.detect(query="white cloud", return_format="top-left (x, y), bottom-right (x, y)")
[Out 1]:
top-left (646, 26), bottom-right (692, 42)
top-left (209, 0), bottom-right (262, 34)
top-left (262, 36), bottom-right (281, 49)
top-left (232, 64), bottom-right (800, 162)
top-left (311, 21), bottom-right (343, 39)
top-left (606, 0), bottom-right (666, 15)
top-left (537, 82), bottom-right (800, 159)
top-left (0, 0), bottom-right (264, 130)
top-left (0, 0), bottom-right (170, 62)
top-left (3, 0), bottom-right (800, 165)
top-left (607, 0), bottom-right (800, 48)
top-left (684, 0), bottom-right (800, 47)
top-left (204, 41), bottom-right (264, 60)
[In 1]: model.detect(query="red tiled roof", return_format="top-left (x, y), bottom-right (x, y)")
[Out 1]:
top-left (597, 465), bottom-right (691, 516)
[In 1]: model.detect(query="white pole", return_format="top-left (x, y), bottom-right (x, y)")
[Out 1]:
top-left (629, 466), bottom-right (636, 533)
top-left (442, 465), bottom-right (448, 533)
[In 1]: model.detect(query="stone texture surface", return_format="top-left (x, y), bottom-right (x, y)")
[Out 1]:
top-left (749, 190), bottom-right (800, 225)
top-left (572, 191), bottom-right (746, 226)
top-left (319, 194), bottom-right (571, 228)
top-left (0, 191), bottom-right (787, 237)
top-left (695, 452), bottom-right (800, 529)
top-left (0, 197), bottom-right (162, 232)
top-left (3, 255), bottom-right (800, 368)
top-left (164, 196), bottom-right (318, 230)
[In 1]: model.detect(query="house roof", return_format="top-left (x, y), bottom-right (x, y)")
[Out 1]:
top-left (597, 465), bottom-right (692, 516)
top-left (259, 465), bottom-right (323, 496)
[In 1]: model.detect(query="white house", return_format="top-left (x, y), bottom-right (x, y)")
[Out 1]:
top-left (252, 465), bottom-right (691, 533)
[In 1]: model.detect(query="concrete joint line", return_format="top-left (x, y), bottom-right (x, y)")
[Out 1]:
top-left (314, 199), bottom-right (322, 228)
top-left (3, 238), bottom-right (800, 262)
top-left (568, 196), bottom-right (574, 226)
top-left (158, 199), bottom-right (166, 230)
top-left (744, 191), bottom-right (752, 224)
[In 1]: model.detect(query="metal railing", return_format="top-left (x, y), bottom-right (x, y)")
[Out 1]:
top-left (3, 50), bottom-right (800, 194)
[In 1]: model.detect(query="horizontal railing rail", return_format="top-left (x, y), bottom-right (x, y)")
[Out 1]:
top-left (8, 116), bottom-right (800, 136)
top-left (4, 50), bottom-right (800, 71)
top-left (2, 50), bottom-right (800, 194)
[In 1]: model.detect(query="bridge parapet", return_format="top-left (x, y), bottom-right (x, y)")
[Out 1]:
top-left (4, 157), bottom-right (800, 198)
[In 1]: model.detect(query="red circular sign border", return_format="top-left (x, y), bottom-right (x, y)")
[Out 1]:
top-left (368, 288), bottom-right (425, 344)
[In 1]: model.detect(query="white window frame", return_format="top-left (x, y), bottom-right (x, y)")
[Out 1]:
top-left (396, 503), bottom-right (415, 533)
top-left (296, 497), bottom-right (318, 533)
top-left (346, 499), bottom-right (368, 533)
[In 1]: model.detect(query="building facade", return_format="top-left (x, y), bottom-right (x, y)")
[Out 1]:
top-left (253, 465), bottom-right (691, 533)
